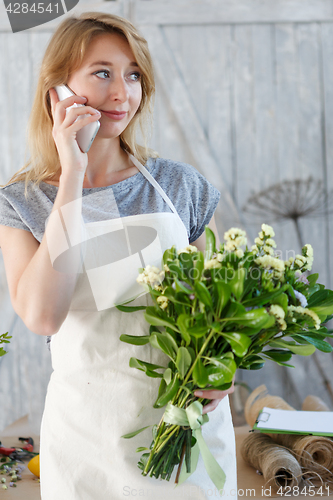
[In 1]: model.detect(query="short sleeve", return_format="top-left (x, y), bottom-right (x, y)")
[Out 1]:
top-left (187, 172), bottom-right (220, 243)
top-left (151, 158), bottom-right (221, 244)
top-left (0, 189), bottom-right (31, 232)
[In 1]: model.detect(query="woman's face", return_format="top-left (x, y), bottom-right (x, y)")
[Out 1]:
top-left (67, 32), bottom-right (142, 140)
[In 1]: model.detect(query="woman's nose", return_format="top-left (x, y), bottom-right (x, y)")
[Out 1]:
top-left (109, 76), bottom-right (128, 102)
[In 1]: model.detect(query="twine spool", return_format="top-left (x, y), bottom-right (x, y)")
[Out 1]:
top-left (302, 395), bottom-right (330, 412)
top-left (293, 436), bottom-right (333, 481)
top-left (244, 385), bottom-right (295, 428)
top-left (244, 386), bottom-right (333, 483)
top-left (241, 432), bottom-right (302, 492)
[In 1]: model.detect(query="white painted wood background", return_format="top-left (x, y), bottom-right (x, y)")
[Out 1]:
top-left (0, 0), bottom-right (333, 433)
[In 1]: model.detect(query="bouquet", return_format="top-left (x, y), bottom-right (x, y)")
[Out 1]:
top-left (116, 224), bottom-right (333, 490)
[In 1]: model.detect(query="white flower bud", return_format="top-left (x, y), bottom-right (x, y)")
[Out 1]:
top-left (234, 249), bottom-right (244, 258)
top-left (255, 237), bottom-right (264, 246)
top-left (261, 224), bottom-right (275, 237)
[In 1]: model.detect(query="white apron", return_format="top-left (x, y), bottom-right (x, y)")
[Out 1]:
top-left (40, 156), bottom-right (237, 500)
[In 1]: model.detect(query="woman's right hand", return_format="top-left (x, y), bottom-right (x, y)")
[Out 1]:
top-left (48, 88), bottom-right (101, 178)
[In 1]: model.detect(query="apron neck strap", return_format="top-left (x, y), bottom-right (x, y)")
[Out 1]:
top-left (128, 154), bottom-right (178, 215)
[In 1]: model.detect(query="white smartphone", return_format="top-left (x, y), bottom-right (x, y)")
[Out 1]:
top-left (54, 85), bottom-right (100, 153)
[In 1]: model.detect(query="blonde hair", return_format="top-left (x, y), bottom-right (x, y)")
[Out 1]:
top-left (4, 12), bottom-right (156, 192)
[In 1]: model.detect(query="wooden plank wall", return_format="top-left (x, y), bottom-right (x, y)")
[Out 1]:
top-left (1, 0), bottom-right (333, 432)
top-left (149, 21), bottom-right (332, 288)
top-left (137, 4), bottom-right (333, 409)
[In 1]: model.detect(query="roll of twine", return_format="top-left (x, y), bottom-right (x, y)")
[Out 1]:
top-left (241, 432), bottom-right (302, 492)
top-left (293, 436), bottom-right (333, 481)
top-left (244, 384), bottom-right (295, 428)
top-left (244, 385), bottom-right (333, 483)
top-left (302, 395), bottom-right (330, 412)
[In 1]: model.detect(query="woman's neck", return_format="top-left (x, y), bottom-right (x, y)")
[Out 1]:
top-left (45, 137), bottom-right (139, 188)
top-left (84, 138), bottom-right (135, 188)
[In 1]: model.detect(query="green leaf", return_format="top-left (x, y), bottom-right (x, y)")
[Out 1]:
top-left (292, 334), bottom-right (333, 353)
top-left (223, 300), bottom-right (246, 318)
top-left (174, 278), bottom-right (193, 294)
top-left (205, 226), bottom-right (216, 261)
top-left (138, 453), bottom-right (150, 471)
top-left (214, 282), bottom-right (231, 317)
top-left (187, 324), bottom-right (209, 338)
top-left (163, 246), bottom-right (177, 265)
top-left (168, 263), bottom-right (186, 281)
top-left (193, 358), bottom-right (209, 388)
top-left (119, 334), bottom-right (150, 346)
top-left (227, 307), bottom-right (275, 329)
top-left (240, 355), bottom-right (265, 370)
top-left (262, 349), bottom-right (293, 362)
top-left (115, 304), bottom-right (147, 312)
top-left (178, 252), bottom-right (196, 277)
top-left (154, 375), bottom-right (180, 408)
top-left (207, 381), bottom-right (233, 391)
top-left (222, 332), bottom-right (252, 357)
top-left (229, 268), bottom-right (246, 300)
top-left (243, 284), bottom-right (288, 308)
top-left (194, 281), bottom-right (213, 309)
top-left (270, 340), bottom-right (316, 356)
top-left (0, 332), bottom-right (11, 341)
top-left (307, 273), bottom-right (319, 286)
top-left (149, 333), bottom-right (177, 360)
top-left (207, 357), bottom-right (236, 386)
top-left (193, 252), bottom-right (204, 282)
top-left (175, 347), bottom-right (192, 379)
top-left (308, 284), bottom-right (321, 297)
top-left (163, 367), bottom-right (172, 385)
top-left (163, 331), bottom-right (179, 355)
top-left (163, 287), bottom-right (190, 307)
top-left (272, 293), bottom-right (288, 313)
top-left (177, 314), bottom-right (191, 345)
top-left (129, 357), bottom-right (164, 378)
top-left (310, 304), bottom-right (333, 318)
top-left (144, 307), bottom-right (179, 332)
top-left (307, 289), bottom-right (333, 308)
top-left (121, 426), bottom-right (151, 439)
top-left (157, 378), bottom-right (167, 400)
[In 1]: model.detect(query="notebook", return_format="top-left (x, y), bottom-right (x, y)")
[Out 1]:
top-left (253, 407), bottom-right (333, 436)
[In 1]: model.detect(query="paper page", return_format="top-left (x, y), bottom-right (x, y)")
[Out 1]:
top-left (255, 407), bottom-right (333, 434)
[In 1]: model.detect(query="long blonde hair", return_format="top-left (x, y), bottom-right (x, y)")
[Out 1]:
top-left (4, 12), bottom-right (156, 192)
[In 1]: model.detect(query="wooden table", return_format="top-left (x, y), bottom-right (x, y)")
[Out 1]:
top-left (1, 418), bottom-right (332, 499)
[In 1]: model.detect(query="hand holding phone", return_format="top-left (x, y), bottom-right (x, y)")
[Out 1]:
top-left (54, 85), bottom-right (100, 153)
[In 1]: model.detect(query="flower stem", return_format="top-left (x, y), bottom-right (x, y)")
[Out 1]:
top-left (175, 440), bottom-right (187, 484)
top-left (182, 327), bottom-right (218, 387)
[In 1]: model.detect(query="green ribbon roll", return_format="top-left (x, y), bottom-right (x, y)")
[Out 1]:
top-left (163, 400), bottom-right (226, 493)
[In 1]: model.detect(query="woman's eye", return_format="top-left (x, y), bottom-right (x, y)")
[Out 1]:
top-left (93, 70), bottom-right (110, 79)
top-left (128, 71), bottom-right (141, 82)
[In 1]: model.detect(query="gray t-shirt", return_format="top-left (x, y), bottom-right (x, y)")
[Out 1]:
top-left (0, 157), bottom-right (220, 244)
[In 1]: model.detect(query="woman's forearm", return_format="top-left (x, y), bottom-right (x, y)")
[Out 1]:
top-left (15, 172), bottom-right (86, 336)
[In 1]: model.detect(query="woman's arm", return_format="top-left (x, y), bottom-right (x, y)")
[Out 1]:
top-left (0, 90), bottom-right (100, 336)
top-left (0, 174), bottom-right (85, 336)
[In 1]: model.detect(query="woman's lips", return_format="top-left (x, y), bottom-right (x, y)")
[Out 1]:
top-left (101, 110), bottom-right (127, 120)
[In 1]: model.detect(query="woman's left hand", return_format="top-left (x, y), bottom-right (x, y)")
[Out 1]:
top-left (194, 380), bottom-right (235, 414)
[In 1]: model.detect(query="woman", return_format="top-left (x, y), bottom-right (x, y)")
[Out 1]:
top-left (0, 12), bottom-right (237, 499)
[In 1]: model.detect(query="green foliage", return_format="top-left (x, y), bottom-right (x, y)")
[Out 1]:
top-left (119, 223), bottom-right (333, 483)
top-left (0, 332), bottom-right (11, 357)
